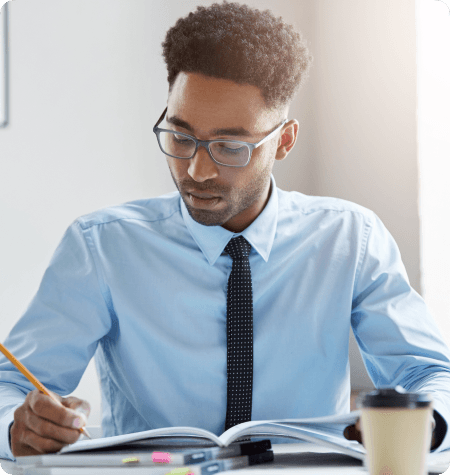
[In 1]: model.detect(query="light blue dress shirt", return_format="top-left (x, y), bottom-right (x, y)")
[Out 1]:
top-left (1, 174), bottom-right (450, 461)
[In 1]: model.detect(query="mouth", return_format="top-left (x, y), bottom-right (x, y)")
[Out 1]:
top-left (189, 191), bottom-right (220, 199)
top-left (187, 193), bottom-right (222, 208)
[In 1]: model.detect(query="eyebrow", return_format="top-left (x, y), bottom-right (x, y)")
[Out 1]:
top-left (166, 115), bottom-right (253, 138)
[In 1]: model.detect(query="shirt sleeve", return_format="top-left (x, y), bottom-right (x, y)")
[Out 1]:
top-left (351, 213), bottom-right (450, 452)
top-left (0, 221), bottom-right (113, 460)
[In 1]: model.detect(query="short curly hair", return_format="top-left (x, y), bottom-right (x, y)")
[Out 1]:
top-left (162, 1), bottom-right (313, 111)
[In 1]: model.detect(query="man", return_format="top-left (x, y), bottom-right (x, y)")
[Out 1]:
top-left (1, 0), bottom-right (449, 460)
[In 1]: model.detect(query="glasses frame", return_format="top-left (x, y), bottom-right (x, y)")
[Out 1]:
top-left (153, 107), bottom-right (288, 168)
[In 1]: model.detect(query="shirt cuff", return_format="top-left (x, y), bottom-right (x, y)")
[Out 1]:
top-left (0, 404), bottom-right (20, 461)
top-left (430, 400), bottom-right (449, 452)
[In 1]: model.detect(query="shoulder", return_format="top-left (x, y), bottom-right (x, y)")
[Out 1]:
top-left (74, 191), bottom-right (180, 231)
top-left (277, 188), bottom-right (377, 224)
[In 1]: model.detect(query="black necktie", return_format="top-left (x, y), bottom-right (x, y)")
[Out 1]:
top-left (224, 235), bottom-right (253, 431)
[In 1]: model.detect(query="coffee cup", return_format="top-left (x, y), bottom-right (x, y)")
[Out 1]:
top-left (356, 385), bottom-right (433, 475)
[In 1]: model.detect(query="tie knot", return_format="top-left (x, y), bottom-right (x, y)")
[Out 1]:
top-left (224, 236), bottom-right (252, 260)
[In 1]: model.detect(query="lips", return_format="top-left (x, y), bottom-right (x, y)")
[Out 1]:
top-left (188, 193), bottom-right (221, 209)
top-left (189, 192), bottom-right (220, 199)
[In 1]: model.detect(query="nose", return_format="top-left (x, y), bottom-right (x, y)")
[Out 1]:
top-left (188, 144), bottom-right (220, 182)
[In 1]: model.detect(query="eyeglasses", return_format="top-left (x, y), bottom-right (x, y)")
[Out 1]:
top-left (153, 107), bottom-right (288, 168)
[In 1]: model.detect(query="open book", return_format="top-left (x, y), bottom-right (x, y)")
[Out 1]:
top-left (59, 410), bottom-right (366, 461)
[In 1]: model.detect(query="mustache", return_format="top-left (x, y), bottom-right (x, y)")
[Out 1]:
top-left (181, 182), bottom-right (226, 195)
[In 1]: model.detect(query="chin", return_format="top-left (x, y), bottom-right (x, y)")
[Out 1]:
top-left (186, 204), bottom-right (229, 227)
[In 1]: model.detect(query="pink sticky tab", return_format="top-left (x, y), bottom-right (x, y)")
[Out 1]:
top-left (152, 452), bottom-right (171, 463)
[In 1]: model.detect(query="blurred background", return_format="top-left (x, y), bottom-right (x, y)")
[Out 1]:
top-left (0, 0), bottom-right (449, 426)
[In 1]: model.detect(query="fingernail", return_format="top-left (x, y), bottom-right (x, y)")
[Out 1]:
top-left (72, 417), bottom-right (82, 429)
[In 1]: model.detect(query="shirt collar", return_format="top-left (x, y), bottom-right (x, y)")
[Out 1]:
top-left (180, 174), bottom-right (279, 266)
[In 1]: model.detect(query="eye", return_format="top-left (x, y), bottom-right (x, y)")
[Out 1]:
top-left (218, 142), bottom-right (246, 152)
top-left (173, 133), bottom-right (193, 144)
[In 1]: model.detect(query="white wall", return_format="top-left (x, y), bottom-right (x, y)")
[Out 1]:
top-left (299, 0), bottom-right (420, 390)
top-left (0, 0), bottom-right (179, 425)
top-left (1, 0), bottom-right (443, 425)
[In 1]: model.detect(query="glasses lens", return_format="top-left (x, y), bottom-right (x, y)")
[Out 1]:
top-left (158, 132), bottom-right (250, 167)
top-left (210, 141), bottom-right (250, 167)
top-left (160, 131), bottom-right (196, 158)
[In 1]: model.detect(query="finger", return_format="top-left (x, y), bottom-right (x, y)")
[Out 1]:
top-left (343, 423), bottom-right (363, 444)
top-left (22, 427), bottom-right (72, 455)
top-left (343, 424), bottom-right (355, 440)
top-left (28, 391), bottom-right (84, 430)
top-left (11, 442), bottom-right (41, 457)
top-left (24, 410), bottom-right (82, 445)
top-left (63, 397), bottom-right (91, 419)
top-left (44, 389), bottom-right (63, 404)
top-left (61, 396), bottom-right (80, 407)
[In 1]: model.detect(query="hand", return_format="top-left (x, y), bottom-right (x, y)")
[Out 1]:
top-left (343, 418), bottom-right (363, 445)
top-left (343, 416), bottom-right (437, 449)
top-left (10, 389), bottom-right (90, 457)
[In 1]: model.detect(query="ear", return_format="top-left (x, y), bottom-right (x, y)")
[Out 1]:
top-left (275, 119), bottom-right (299, 161)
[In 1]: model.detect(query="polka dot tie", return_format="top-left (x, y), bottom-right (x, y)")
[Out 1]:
top-left (224, 235), bottom-right (253, 431)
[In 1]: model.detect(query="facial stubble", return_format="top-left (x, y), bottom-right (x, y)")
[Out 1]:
top-left (167, 155), bottom-right (274, 228)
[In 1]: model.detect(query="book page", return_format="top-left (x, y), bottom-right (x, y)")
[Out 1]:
top-left (59, 411), bottom-right (362, 454)
top-left (59, 427), bottom-right (223, 454)
top-left (218, 410), bottom-right (361, 446)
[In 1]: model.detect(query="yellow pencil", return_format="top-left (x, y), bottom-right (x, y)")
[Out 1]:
top-left (0, 342), bottom-right (91, 439)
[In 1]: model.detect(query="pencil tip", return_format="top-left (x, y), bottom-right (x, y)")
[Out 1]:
top-left (82, 427), bottom-right (93, 439)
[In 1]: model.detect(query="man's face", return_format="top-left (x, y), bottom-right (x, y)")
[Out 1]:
top-left (164, 72), bottom-right (297, 233)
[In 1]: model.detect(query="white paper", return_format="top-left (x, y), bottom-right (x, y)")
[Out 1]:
top-left (0, 2), bottom-right (7, 126)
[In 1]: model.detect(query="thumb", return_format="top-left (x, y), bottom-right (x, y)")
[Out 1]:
top-left (343, 421), bottom-right (363, 445)
top-left (62, 396), bottom-right (91, 420)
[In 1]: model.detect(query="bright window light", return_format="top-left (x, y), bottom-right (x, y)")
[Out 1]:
top-left (417, 0), bottom-right (450, 345)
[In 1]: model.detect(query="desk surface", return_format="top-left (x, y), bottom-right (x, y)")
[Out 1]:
top-left (0, 443), bottom-right (365, 475)
top-left (1, 442), bottom-right (447, 475)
